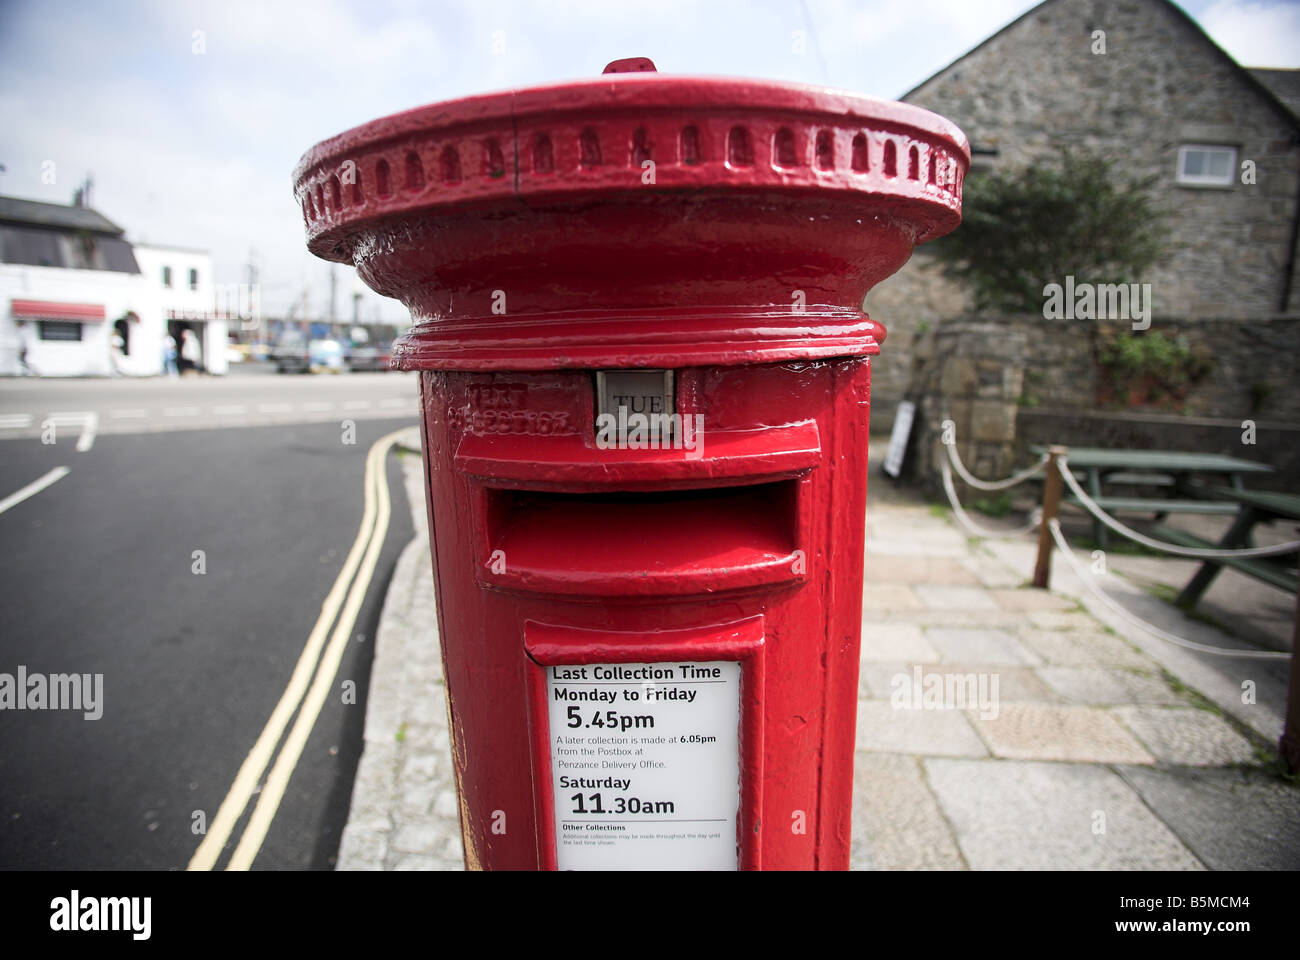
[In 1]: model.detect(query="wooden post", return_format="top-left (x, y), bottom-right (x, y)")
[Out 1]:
top-left (1279, 588), bottom-right (1300, 773)
top-left (1032, 445), bottom-right (1068, 589)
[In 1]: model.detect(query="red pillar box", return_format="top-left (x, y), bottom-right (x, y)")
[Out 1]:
top-left (295, 60), bottom-right (967, 870)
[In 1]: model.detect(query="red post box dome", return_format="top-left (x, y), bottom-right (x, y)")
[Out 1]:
top-left (293, 63), bottom-right (969, 370)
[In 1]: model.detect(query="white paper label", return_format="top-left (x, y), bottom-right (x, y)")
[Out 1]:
top-left (548, 660), bottom-right (741, 871)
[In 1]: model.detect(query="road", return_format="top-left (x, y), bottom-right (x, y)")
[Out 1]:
top-left (0, 365), bottom-right (420, 443)
top-left (0, 368), bottom-right (421, 869)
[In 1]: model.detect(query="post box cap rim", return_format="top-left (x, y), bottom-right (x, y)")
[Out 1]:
top-left (292, 72), bottom-right (970, 187)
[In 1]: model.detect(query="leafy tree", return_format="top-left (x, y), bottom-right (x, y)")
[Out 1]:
top-left (931, 149), bottom-right (1168, 312)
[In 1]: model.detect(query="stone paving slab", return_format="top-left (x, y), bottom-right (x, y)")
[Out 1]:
top-left (1027, 611), bottom-right (1100, 631)
top-left (1036, 666), bottom-right (1183, 706)
top-left (859, 662), bottom-right (1058, 703)
top-left (1018, 628), bottom-right (1152, 670)
top-left (866, 533), bottom-right (969, 557)
top-left (990, 588), bottom-right (1079, 612)
top-left (865, 555), bottom-right (981, 585)
top-left (913, 584), bottom-right (1002, 611)
top-left (859, 623), bottom-right (939, 663)
top-left (850, 752), bottom-right (966, 870)
top-left (862, 583), bottom-right (925, 613)
top-left (926, 627), bottom-right (1042, 666)
top-left (878, 610), bottom-right (1028, 628)
top-left (969, 703), bottom-right (1155, 764)
top-left (1112, 706), bottom-right (1260, 767)
top-left (960, 552), bottom-right (1028, 589)
top-left (924, 758), bottom-right (1205, 870)
top-left (1114, 766), bottom-right (1300, 870)
top-left (855, 699), bottom-right (988, 758)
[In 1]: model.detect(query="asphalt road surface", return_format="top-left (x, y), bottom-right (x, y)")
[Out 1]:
top-left (0, 369), bottom-right (421, 869)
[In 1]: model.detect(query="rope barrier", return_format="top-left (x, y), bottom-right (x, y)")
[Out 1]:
top-left (943, 433), bottom-right (1049, 491)
top-left (1048, 519), bottom-right (1290, 661)
top-left (1056, 457), bottom-right (1300, 560)
top-left (933, 427), bottom-right (1291, 659)
top-left (940, 455), bottom-right (1040, 538)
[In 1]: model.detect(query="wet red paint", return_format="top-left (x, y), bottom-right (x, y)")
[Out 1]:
top-left (297, 64), bottom-right (967, 870)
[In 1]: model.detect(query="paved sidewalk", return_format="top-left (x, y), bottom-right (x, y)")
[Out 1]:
top-left (338, 436), bottom-right (1299, 871)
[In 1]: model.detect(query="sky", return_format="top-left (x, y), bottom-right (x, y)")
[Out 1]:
top-left (1, 0), bottom-right (1298, 324)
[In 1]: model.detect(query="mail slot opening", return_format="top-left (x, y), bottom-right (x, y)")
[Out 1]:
top-left (482, 480), bottom-right (803, 596)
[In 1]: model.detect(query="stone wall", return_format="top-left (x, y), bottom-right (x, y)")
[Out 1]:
top-left (1013, 314), bottom-right (1300, 423)
top-left (904, 322), bottom-right (1025, 497)
top-left (904, 313), bottom-right (1300, 492)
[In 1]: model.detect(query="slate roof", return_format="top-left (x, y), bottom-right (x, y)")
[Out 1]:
top-left (0, 195), bottom-right (127, 236)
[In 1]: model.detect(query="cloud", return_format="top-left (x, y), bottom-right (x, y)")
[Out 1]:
top-left (1198, 0), bottom-right (1300, 67)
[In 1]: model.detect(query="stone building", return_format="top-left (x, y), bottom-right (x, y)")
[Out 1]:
top-left (866, 0), bottom-right (1300, 429)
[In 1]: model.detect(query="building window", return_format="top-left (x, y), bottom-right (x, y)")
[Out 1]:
top-left (1176, 144), bottom-right (1237, 187)
top-left (189, 268), bottom-right (199, 291)
top-left (162, 265), bottom-right (172, 287)
top-left (38, 321), bottom-right (82, 341)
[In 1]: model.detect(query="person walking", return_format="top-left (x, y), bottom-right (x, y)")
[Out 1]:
top-left (15, 320), bottom-right (38, 376)
top-left (109, 330), bottom-right (125, 377)
top-left (162, 329), bottom-right (179, 377)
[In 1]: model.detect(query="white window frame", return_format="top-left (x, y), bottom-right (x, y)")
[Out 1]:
top-left (1176, 144), bottom-right (1237, 187)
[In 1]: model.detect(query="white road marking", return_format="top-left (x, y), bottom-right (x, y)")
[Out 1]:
top-left (258, 403), bottom-right (293, 414)
top-left (379, 398), bottom-right (407, 408)
top-left (46, 411), bottom-right (97, 452)
top-left (110, 409), bottom-right (148, 419)
top-left (212, 405), bottom-right (247, 415)
top-left (163, 406), bottom-right (201, 417)
top-left (0, 466), bottom-right (70, 516)
top-left (342, 400), bottom-right (372, 410)
top-left (301, 401), bottom-right (333, 412)
top-left (76, 412), bottom-right (97, 452)
top-left (0, 414), bottom-right (34, 428)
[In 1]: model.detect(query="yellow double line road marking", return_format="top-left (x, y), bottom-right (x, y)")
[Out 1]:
top-left (188, 428), bottom-right (409, 871)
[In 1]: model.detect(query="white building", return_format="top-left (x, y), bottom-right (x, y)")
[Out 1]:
top-left (0, 196), bottom-right (227, 376)
top-left (132, 243), bottom-right (228, 376)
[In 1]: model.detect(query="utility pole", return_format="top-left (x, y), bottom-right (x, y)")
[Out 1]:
top-left (246, 249), bottom-right (259, 342)
top-left (329, 265), bottom-right (338, 331)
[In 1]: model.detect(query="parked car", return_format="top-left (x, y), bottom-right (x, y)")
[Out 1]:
top-left (308, 338), bottom-right (345, 374)
top-left (270, 331), bottom-right (310, 373)
top-left (345, 341), bottom-right (392, 372)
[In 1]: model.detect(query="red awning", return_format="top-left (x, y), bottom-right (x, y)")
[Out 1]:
top-left (10, 299), bottom-right (106, 322)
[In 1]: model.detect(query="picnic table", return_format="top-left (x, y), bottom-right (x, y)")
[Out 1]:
top-left (1030, 446), bottom-right (1275, 550)
top-left (1152, 488), bottom-right (1300, 607)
